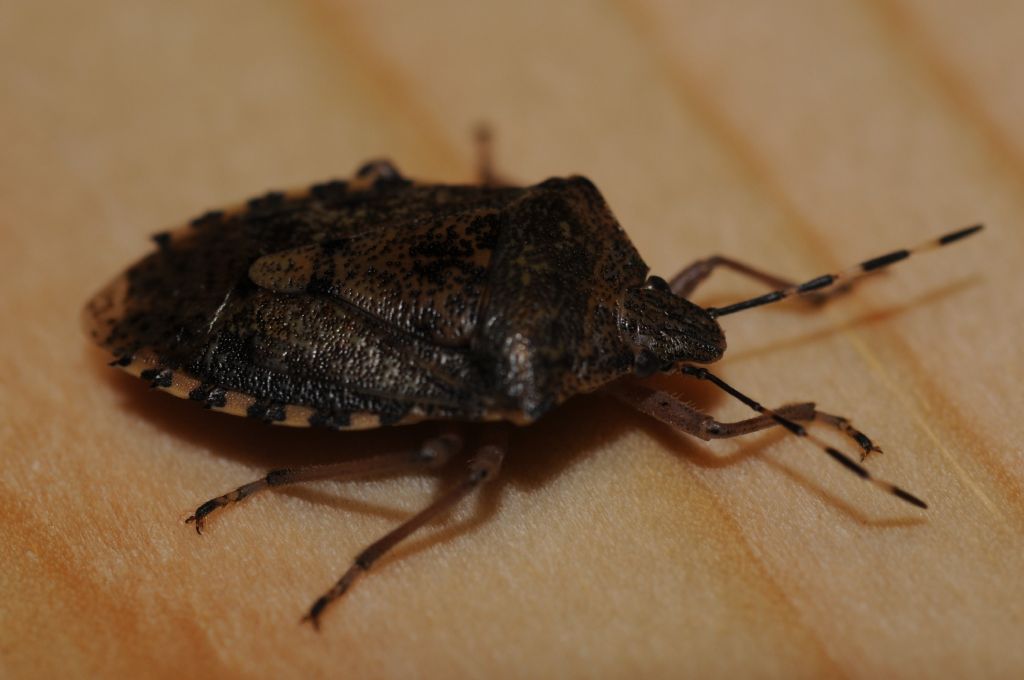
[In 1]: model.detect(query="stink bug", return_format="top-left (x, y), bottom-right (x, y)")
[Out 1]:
top-left (83, 131), bottom-right (982, 627)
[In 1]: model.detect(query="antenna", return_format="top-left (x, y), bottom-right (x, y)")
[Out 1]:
top-left (707, 224), bottom-right (983, 319)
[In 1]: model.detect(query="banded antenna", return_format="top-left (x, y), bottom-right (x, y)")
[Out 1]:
top-left (707, 224), bottom-right (983, 319)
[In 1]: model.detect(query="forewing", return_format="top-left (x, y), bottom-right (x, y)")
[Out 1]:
top-left (249, 209), bottom-right (502, 346)
top-left (83, 179), bottom-right (525, 425)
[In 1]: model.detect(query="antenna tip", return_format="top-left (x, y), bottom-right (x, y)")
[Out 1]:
top-left (892, 485), bottom-right (928, 509)
top-left (938, 224), bottom-right (983, 246)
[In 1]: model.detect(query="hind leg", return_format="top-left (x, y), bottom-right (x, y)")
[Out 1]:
top-left (185, 432), bottom-right (463, 533)
top-left (302, 435), bottom-right (506, 628)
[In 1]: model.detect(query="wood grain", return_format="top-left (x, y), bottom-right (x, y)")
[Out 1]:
top-left (2, 1), bottom-right (1021, 678)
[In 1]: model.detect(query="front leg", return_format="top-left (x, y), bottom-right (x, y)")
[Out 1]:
top-left (604, 381), bottom-right (880, 460)
top-left (604, 373), bottom-right (924, 509)
top-left (668, 255), bottom-right (835, 304)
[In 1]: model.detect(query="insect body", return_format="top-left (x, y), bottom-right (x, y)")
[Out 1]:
top-left (83, 149), bottom-right (981, 628)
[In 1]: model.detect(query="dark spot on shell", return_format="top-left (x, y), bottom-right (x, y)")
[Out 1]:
top-left (190, 385), bottom-right (229, 409)
top-left (311, 180), bottom-right (348, 200)
top-left (152, 232), bottom-right (171, 249)
top-left (308, 411), bottom-right (351, 429)
top-left (247, 401), bottom-right (286, 423)
top-left (190, 210), bottom-right (223, 228)
top-left (375, 175), bottom-right (413, 189)
top-left (248, 192), bottom-right (286, 210)
top-left (141, 368), bottom-right (173, 388)
top-left (378, 405), bottom-right (410, 427)
top-left (188, 384), bottom-right (211, 402)
top-left (206, 387), bottom-right (227, 409)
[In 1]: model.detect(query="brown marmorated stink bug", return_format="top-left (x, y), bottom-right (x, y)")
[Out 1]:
top-left (83, 131), bottom-right (982, 628)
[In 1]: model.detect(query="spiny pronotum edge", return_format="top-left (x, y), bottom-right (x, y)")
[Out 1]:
top-left (698, 223), bottom-right (984, 508)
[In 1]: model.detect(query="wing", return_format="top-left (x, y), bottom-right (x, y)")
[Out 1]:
top-left (249, 207), bottom-right (501, 346)
top-left (83, 174), bottom-right (529, 427)
top-left (186, 288), bottom-right (494, 427)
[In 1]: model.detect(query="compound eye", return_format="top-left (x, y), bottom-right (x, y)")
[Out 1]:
top-left (645, 276), bottom-right (671, 293)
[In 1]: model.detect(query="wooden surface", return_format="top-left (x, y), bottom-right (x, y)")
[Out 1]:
top-left (2, 2), bottom-right (1022, 678)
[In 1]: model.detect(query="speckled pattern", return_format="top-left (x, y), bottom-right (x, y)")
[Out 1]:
top-left (83, 163), bottom-right (721, 429)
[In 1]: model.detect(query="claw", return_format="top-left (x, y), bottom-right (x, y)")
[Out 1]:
top-left (859, 445), bottom-right (884, 463)
top-left (184, 514), bottom-right (205, 534)
top-left (301, 598), bottom-right (328, 631)
top-left (184, 499), bottom-right (222, 534)
top-left (834, 420), bottom-right (883, 462)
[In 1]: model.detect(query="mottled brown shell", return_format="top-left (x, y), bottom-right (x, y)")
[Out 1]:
top-left (83, 164), bottom-right (650, 430)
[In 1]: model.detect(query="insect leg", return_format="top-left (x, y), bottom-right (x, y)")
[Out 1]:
top-left (472, 122), bottom-right (511, 187)
top-left (668, 255), bottom-right (830, 302)
top-left (350, 159), bottom-right (408, 190)
top-left (677, 365), bottom-right (926, 508)
top-left (184, 432), bottom-right (463, 534)
top-left (604, 381), bottom-right (880, 458)
top-left (812, 410), bottom-right (883, 461)
top-left (302, 436), bottom-right (506, 629)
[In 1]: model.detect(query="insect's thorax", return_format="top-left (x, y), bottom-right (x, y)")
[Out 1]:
top-left (472, 177), bottom-right (650, 418)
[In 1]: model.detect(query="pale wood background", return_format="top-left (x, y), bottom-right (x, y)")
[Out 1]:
top-left (2, 2), bottom-right (1022, 678)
